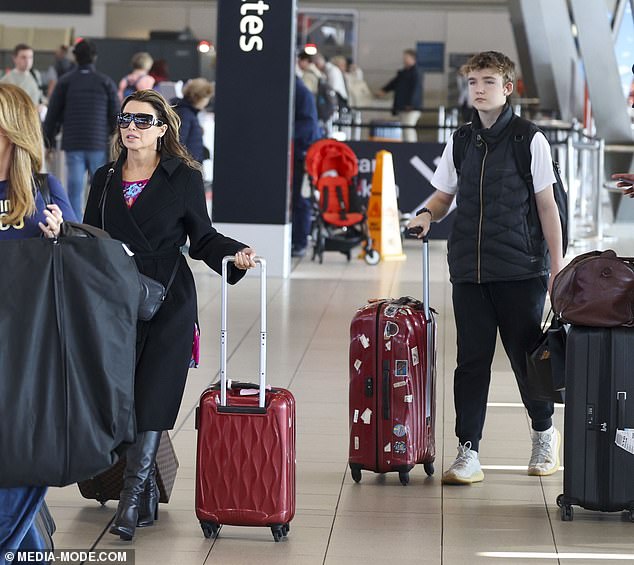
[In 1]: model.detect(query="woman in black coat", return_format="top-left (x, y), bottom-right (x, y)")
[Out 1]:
top-left (83, 89), bottom-right (256, 542)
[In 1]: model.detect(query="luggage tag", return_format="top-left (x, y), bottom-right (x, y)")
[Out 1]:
top-left (615, 429), bottom-right (634, 455)
top-left (239, 385), bottom-right (272, 396)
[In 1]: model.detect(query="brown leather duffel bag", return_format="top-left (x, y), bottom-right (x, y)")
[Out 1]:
top-left (551, 249), bottom-right (634, 327)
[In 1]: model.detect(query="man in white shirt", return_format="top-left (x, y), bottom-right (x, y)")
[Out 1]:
top-left (0, 44), bottom-right (44, 107)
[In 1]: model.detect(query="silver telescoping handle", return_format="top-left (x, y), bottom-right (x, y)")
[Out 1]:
top-left (220, 256), bottom-right (267, 409)
top-left (406, 227), bottom-right (431, 321)
top-left (421, 233), bottom-right (430, 322)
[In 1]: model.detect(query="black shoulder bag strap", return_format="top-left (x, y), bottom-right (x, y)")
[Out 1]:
top-left (34, 174), bottom-right (51, 206)
top-left (99, 164), bottom-right (180, 296)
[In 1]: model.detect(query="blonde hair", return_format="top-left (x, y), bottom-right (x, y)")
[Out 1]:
top-left (0, 84), bottom-right (43, 224)
top-left (183, 78), bottom-right (214, 106)
top-left (112, 89), bottom-right (201, 171)
top-left (131, 52), bottom-right (153, 72)
top-left (460, 51), bottom-right (516, 85)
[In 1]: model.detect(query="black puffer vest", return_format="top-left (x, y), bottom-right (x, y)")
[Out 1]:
top-left (448, 104), bottom-right (548, 283)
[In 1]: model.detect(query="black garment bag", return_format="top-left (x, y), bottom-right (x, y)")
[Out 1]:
top-left (0, 234), bottom-right (140, 487)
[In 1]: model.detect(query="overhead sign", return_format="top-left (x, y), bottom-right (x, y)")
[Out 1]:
top-left (213, 0), bottom-right (296, 225)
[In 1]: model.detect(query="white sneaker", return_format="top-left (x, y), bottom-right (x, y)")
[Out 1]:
top-left (442, 442), bottom-right (484, 485)
top-left (528, 426), bottom-right (561, 476)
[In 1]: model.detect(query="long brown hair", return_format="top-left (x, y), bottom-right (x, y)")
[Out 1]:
top-left (0, 84), bottom-right (43, 224)
top-left (112, 89), bottom-right (201, 171)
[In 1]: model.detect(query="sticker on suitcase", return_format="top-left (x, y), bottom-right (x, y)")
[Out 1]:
top-left (393, 441), bottom-right (407, 454)
top-left (384, 322), bottom-right (399, 339)
top-left (395, 360), bottom-right (408, 377)
top-left (615, 429), bottom-right (634, 455)
top-left (384, 305), bottom-right (399, 317)
top-left (393, 424), bottom-right (407, 437)
top-left (360, 334), bottom-right (370, 349)
top-left (411, 346), bottom-right (420, 366)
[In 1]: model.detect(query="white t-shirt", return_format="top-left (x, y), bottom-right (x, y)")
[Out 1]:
top-left (432, 131), bottom-right (556, 195)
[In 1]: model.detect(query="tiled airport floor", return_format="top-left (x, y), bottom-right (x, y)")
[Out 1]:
top-left (46, 231), bottom-right (634, 565)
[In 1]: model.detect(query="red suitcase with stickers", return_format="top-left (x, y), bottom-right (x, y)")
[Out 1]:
top-left (195, 257), bottom-right (296, 542)
top-left (348, 233), bottom-right (436, 484)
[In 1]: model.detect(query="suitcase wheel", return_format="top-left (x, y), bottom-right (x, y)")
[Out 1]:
top-left (271, 525), bottom-right (286, 542)
top-left (350, 464), bottom-right (362, 483)
top-left (399, 471), bottom-right (410, 486)
top-left (628, 510), bottom-right (634, 523)
top-left (424, 463), bottom-right (434, 477)
top-left (557, 495), bottom-right (573, 522)
top-left (200, 521), bottom-right (220, 539)
top-left (560, 504), bottom-right (573, 521)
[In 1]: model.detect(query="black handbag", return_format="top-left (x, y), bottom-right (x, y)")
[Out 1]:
top-left (526, 311), bottom-right (567, 404)
top-left (98, 167), bottom-right (179, 321)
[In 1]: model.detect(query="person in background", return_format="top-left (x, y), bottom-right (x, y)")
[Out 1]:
top-left (297, 52), bottom-right (323, 96)
top-left (612, 175), bottom-right (634, 197)
top-left (291, 76), bottom-right (322, 258)
top-left (118, 52), bottom-right (155, 101)
top-left (171, 78), bottom-right (213, 163)
top-left (46, 45), bottom-right (75, 99)
top-left (0, 44), bottom-right (45, 109)
top-left (44, 40), bottom-right (119, 218)
top-left (326, 55), bottom-right (350, 108)
top-left (83, 90), bottom-right (256, 542)
top-left (0, 83), bottom-right (74, 555)
top-left (377, 48), bottom-right (423, 142)
top-left (148, 59), bottom-right (169, 88)
top-left (408, 51), bottom-right (563, 485)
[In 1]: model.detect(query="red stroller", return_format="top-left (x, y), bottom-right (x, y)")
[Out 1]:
top-left (304, 140), bottom-right (379, 265)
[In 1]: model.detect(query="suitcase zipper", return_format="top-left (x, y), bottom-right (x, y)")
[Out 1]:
top-left (51, 240), bottom-right (70, 483)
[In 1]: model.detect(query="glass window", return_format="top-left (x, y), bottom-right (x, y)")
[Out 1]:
top-left (613, 0), bottom-right (634, 102)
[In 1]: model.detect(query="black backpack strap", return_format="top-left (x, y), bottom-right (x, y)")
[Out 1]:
top-left (452, 124), bottom-right (472, 176)
top-left (509, 116), bottom-right (539, 190)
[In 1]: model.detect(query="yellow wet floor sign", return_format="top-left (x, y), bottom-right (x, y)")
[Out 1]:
top-left (366, 150), bottom-right (406, 262)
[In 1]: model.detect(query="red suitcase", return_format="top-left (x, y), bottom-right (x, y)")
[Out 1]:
top-left (349, 234), bottom-right (436, 484)
top-left (195, 257), bottom-right (296, 542)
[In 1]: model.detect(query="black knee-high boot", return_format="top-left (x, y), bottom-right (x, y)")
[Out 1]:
top-left (137, 463), bottom-right (159, 527)
top-left (109, 431), bottom-right (161, 541)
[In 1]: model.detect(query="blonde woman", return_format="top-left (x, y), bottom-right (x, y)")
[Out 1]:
top-left (118, 52), bottom-right (155, 101)
top-left (83, 90), bottom-right (256, 541)
top-left (0, 84), bottom-right (74, 551)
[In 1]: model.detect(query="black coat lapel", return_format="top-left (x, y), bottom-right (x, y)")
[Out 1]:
top-left (128, 157), bottom-right (180, 228)
top-left (103, 163), bottom-right (153, 252)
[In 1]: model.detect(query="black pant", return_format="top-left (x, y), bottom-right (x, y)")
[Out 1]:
top-left (451, 277), bottom-right (553, 452)
top-left (291, 158), bottom-right (312, 250)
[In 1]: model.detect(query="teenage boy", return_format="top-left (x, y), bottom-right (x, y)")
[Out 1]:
top-left (408, 51), bottom-right (564, 485)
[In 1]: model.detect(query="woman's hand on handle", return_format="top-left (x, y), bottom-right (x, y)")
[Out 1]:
top-left (38, 204), bottom-right (64, 238)
top-left (234, 247), bottom-right (257, 270)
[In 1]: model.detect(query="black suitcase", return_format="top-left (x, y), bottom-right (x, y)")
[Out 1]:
top-left (557, 326), bottom-right (634, 521)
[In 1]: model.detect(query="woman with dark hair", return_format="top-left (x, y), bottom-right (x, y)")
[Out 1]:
top-left (83, 89), bottom-right (256, 542)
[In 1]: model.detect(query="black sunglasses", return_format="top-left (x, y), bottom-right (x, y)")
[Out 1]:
top-left (117, 112), bottom-right (164, 130)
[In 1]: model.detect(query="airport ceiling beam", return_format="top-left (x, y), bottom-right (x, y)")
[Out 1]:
top-left (537, 0), bottom-right (584, 123)
top-left (508, 0), bottom-right (559, 114)
top-left (569, 0), bottom-right (632, 142)
top-left (508, 0), bottom-right (539, 100)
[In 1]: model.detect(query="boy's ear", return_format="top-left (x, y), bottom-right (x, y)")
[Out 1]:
top-left (503, 81), bottom-right (514, 97)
